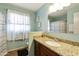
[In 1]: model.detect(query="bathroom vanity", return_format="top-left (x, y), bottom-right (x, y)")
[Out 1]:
top-left (33, 33), bottom-right (79, 56)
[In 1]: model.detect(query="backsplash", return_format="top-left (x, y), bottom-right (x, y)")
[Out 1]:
top-left (45, 32), bottom-right (79, 43)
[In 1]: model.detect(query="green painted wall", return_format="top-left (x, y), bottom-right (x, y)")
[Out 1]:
top-left (35, 3), bottom-right (51, 31)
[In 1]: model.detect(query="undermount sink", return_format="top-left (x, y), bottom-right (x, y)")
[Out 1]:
top-left (45, 40), bottom-right (61, 47)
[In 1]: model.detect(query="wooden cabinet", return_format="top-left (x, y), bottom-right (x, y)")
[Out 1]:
top-left (34, 40), bottom-right (60, 56)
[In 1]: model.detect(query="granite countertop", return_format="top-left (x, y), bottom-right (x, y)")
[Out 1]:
top-left (34, 36), bottom-right (79, 56)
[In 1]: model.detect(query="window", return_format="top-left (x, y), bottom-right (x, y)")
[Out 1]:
top-left (7, 10), bottom-right (30, 49)
top-left (7, 11), bottom-right (30, 33)
top-left (50, 21), bottom-right (66, 33)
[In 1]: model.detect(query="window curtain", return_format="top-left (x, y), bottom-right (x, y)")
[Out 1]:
top-left (7, 10), bottom-right (30, 50)
top-left (0, 10), bottom-right (7, 55)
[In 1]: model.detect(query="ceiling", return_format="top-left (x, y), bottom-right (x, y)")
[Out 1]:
top-left (49, 3), bottom-right (78, 17)
top-left (49, 8), bottom-right (67, 17)
top-left (10, 3), bottom-right (44, 12)
top-left (49, 5), bottom-right (70, 17)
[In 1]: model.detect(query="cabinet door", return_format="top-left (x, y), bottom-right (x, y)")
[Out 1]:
top-left (34, 40), bottom-right (60, 56)
top-left (34, 41), bottom-right (40, 56)
top-left (40, 43), bottom-right (60, 56)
